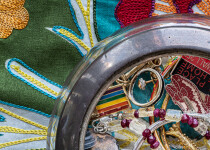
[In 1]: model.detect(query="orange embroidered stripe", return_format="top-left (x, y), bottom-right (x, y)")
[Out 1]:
top-left (205, 0), bottom-right (210, 6)
top-left (152, 13), bottom-right (159, 16)
top-left (98, 101), bottom-right (129, 114)
top-left (155, 3), bottom-right (176, 13)
top-left (96, 97), bottom-right (128, 110)
top-left (160, 0), bottom-right (168, 3)
top-left (159, 0), bottom-right (176, 12)
top-left (197, 1), bottom-right (210, 15)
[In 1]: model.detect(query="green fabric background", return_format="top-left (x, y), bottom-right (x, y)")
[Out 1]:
top-left (0, 0), bottom-right (82, 114)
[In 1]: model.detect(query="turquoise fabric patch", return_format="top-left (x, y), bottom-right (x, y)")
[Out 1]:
top-left (96, 0), bottom-right (121, 40)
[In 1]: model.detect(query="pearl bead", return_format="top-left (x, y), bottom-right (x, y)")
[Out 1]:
top-left (147, 135), bottom-right (156, 144)
top-left (142, 129), bottom-right (151, 138)
top-left (153, 109), bottom-right (159, 117)
top-left (150, 141), bottom-right (160, 149)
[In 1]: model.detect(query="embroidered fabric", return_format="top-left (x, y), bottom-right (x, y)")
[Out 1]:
top-left (115, 0), bottom-right (155, 27)
top-left (173, 0), bottom-right (202, 13)
top-left (0, 105), bottom-right (49, 149)
top-left (0, 0), bottom-right (29, 38)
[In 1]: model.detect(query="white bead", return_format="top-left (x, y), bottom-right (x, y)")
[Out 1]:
top-left (129, 118), bottom-right (147, 135)
top-left (138, 107), bottom-right (154, 117)
top-left (165, 109), bottom-right (182, 122)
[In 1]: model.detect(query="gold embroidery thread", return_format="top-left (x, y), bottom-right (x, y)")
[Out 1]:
top-left (0, 0), bottom-right (29, 38)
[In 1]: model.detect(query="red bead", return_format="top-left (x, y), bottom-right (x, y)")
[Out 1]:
top-left (147, 135), bottom-right (156, 144)
top-left (134, 110), bottom-right (139, 118)
top-left (181, 114), bottom-right (189, 123)
top-left (142, 129), bottom-right (151, 138)
top-left (153, 109), bottom-right (160, 117)
top-left (205, 130), bottom-right (210, 140)
top-left (126, 119), bottom-right (132, 128)
top-left (121, 119), bottom-right (127, 128)
top-left (188, 116), bottom-right (193, 126)
top-left (159, 109), bottom-right (166, 118)
top-left (150, 141), bottom-right (160, 149)
top-left (191, 118), bottom-right (198, 128)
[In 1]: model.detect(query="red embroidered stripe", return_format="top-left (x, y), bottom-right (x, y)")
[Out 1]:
top-left (98, 101), bottom-right (129, 114)
top-left (99, 104), bottom-right (129, 117)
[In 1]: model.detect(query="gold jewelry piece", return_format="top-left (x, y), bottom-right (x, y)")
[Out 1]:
top-left (166, 122), bottom-right (199, 150)
top-left (128, 68), bottom-right (163, 107)
top-left (160, 93), bottom-right (171, 150)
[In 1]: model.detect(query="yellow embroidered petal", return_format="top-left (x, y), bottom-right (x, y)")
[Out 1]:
top-left (0, 0), bottom-right (29, 38)
top-left (12, 7), bottom-right (29, 29)
top-left (0, 0), bottom-right (25, 10)
top-left (0, 20), bottom-right (13, 38)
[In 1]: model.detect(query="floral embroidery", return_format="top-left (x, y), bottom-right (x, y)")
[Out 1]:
top-left (115, 0), bottom-right (155, 27)
top-left (48, 0), bottom-right (98, 56)
top-left (0, 0), bottom-right (29, 38)
top-left (115, 0), bottom-right (210, 27)
top-left (173, 0), bottom-right (202, 13)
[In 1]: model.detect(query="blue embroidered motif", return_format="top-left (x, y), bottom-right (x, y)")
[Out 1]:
top-left (52, 27), bottom-right (85, 57)
top-left (52, 0), bottom-right (86, 56)
top-left (0, 100), bottom-right (51, 118)
top-left (7, 58), bottom-right (62, 100)
top-left (0, 115), bottom-right (5, 122)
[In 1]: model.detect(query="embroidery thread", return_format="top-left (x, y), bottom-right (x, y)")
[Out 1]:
top-left (0, 107), bottom-right (48, 149)
top-left (49, 0), bottom-right (98, 56)
top-left (115, 0), bottom-right (155, 27)
top-left (6, 58), bottom-right (62, 100)
top-left (0, 0), bottom-right (29, 38)
top-left (0, 100), bottom-right (51, 118)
